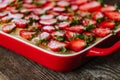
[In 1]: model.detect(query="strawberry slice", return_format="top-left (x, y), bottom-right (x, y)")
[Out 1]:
top-left (53, 7), bottom-right (65, 13)
top-left (40, 14), bottom-right (54, 20)
top-left (0, 2), bottom-right (8, 11)
top-left (42, 26), bottom-right (55, 33)
top-left (47, 10), bottom-right (60, 16)
top-left (56, 15), bottom-right (68, 21)
top-left (9, 13), bottom-right (24, 20)
top-left (38, 32), bottom-right (51, 40)
top-left (98, 20), bottom-right (115, 29)
top-left (20, 30), bottom-right (36, 40)
top-left (84, 32), bottom-right (95, 37)
top-left (79, 11), bottom-right (90, 17)
top-left (48, 40), bottom-right (67, 51)
top-left (32, 8), bottom-right (46, 15)
top-left (51, 31), bottom-right (65, 41)
top-left (43, 2), bottom-right (56, 11)
top-left (40, 19), bottom-right (57, 26)
top-left (57, 22), bottom-right (69, 29)
top-left (69, 39), bottom-right (86, 52)
top-left (23, 0), bottom-right (33, 4)
top-left (92, 28), bottom-right (111, 37)
top-left (101, 5), bottom-right (116, 12)
top-left (23, 4), bottom-right (39, 9)
top-left (32, 32), bottom-right (51, 44)
top-left (82, 18), bottom-right (96, 26)
top-left (71, 5), bottom-right (79, 11)
top-left (14, 19), bottom-right (28, 28)
top-left (0, 12), bottom-right (8, 18)
top-left (32, 22), bottom-right (42, 30)
top-left (65, 31), bottom-right (76, 39)
top-left (6, 7), bottom-right (18, 14)
top-left (2, 23), bottom-right (16, 33)
top-left (92, 12), bottom-right (104, 20)
top-left (20, 8), bottom-right (31, 14)
top-left (25, 14), bottom-right (39, 20)
top-left (72, 0), bottom-right (88, 5)
top-left (79, 1), bottom-right (101, 12)
top-left (1, 16), bottom-right (13, 23)
top-left (57, 1), bottom-right (70, 7)
top-left (104, 11), bottom-right (120, 21)
top-left (66, 25), bottom-right (84, 33)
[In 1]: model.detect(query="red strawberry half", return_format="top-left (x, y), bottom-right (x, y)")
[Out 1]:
top-left (2, 23), bottom-right (16, 33)
top-left (20, 30), bottom-right (36, 40)
top-left (69, 39), bottom-right (86, 52)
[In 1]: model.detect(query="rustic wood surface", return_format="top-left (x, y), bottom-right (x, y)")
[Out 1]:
top-left (0, 47), bottom-right (120, 80)
top-left (0, 0), bottom-right (120, 80)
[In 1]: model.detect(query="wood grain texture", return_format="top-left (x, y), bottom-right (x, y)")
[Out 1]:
top-left (0, 46), bottom-right (120, 80)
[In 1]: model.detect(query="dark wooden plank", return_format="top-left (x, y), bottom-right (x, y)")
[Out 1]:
top-left (0, 46), bottom-right (120, 80)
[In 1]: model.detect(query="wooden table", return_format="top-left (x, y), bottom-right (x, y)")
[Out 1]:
top-left (0, 47), bottom-right (120, 80)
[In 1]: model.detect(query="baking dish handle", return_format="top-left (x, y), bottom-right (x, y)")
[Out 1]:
top-left (87, 40), bottom-right (120, 57)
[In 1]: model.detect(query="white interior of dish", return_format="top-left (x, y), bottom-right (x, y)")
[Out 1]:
top-left (0, 28), bottom-right (120, 57)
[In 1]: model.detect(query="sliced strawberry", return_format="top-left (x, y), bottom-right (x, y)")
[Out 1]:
top-left (57, 1), bottom-right (70, 7)
top-left (20, 8), bottom-right (31, 14)
top-left (23, 4), bottom-right (39, 9)
top-left (32, 8), bottom-right (45, 15)
top-left (79, 11), bottom-right (90, 17)
top-left (82, 18), bottom-right (96, 26)
top-left (40, 19), bottom-right (57, 26)
top-left (72, 0), bottom-right (88, 5)
top-left (66, 25), bottom-right (84, 33)
top-left (104, 11), bottom-right (120, 21)
top-left (69, 39), bottom-right (86, 52)
top-left (47, 10), bottom-right (60, 16)
top-left (92, 12), bottom-right (104, 20)
top-left (40, 14), bottom-right (54, 20)
top-left (101, 5), bottom-right (116, 12)
top-left (98, 20), bottom-right (115, 29)
top-left (38, 32), bottom-right (51, 40)
top-left (14, 19), bottom-right (28, 28)
top-left (57, 22), bottom-right (69, 29)
top-left (56, 15), bottom-right (68, 21)
top-left (92, 28), bottom-right (111, 37)
top-left (25, 14), bottom-right (39, 20)
top-left (6, 7), bottom-right (18, 14)
top-left (9, 13), bottom-right (24, 19)
top-left (32, 32), bottom-right (51, 44)
top-left (65, 31), bottom-right (76, 39)
top-left (71, 5), bottom-right (79, 11)
top-left (1, 16), bottom-right (12, 23)
top-left (0, 2), bottom-right (8, 11)
top-left (42, 26), bottom-right (55, 33)
top-left (2, 23), bottom-right (16, 33)
top-left (79, 1), bottom-right (101, 12)
top-left (23, 0), bottom-right (33, 4)
top-left (0, 12), bottom-right (8, 18)
top-left (43, 2), bottom-right (56, 11)
top-left (32, 22), bottom-right (42, 30)
top-left (62, 13), bottom-right (74, 20)
top-left (51, 31), bottom-right (65, 40)
top-left (48, 40), bottom-right (67, 51)
top-left (84, 32), bottom-right (95, 37)
top-left (53, 7), bottom-right (65, 13)
top-left (20, 30), bottom-right (36, 40)
top-left (62, 13), bottom-right (74, 17)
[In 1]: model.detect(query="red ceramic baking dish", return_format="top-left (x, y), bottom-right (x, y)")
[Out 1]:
top-left (0, 0), bottom-right (120, 72)
top-left (0, 29), bottom-right (120, 72)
